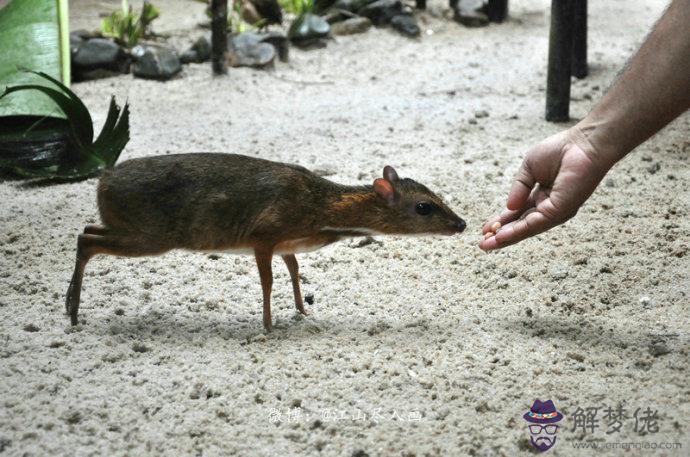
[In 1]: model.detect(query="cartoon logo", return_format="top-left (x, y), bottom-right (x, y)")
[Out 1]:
top-left (523, 399), bottom-right (564, 452)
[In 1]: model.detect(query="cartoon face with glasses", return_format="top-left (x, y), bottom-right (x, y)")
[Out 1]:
top-left (523, 399), bottom-right (564, 452)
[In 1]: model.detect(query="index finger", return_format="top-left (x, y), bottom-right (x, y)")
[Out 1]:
top-left (480, 210), bottom-right (554, 250)
top-left (481, 207), bottom-right (524, 234)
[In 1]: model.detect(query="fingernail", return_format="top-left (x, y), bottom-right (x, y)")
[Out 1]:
top-left (482, 237), bottom-right (499, 251)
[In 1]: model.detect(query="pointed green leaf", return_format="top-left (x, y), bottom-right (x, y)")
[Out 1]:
top-left (1, 84), bottom-right (89, 151)
top-left (25, 70), bottom-right (94, 144)
top-left (0, 0), bottom-right (69, 118)
top-left (93, 102), bottom-right (130, 167)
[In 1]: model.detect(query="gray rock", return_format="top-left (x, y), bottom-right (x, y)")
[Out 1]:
top-left (390, 14), bottom-right (420, 37)
top-left (258, 32), bottom-right (289, 62)
top-left (334, 0), bottom-right (375, 13)
top-left (331, 17), bottom-right (372, 35)
top-left (359, 0), bottom-right (403, 25)
top-left (454, 0), bottom-right (490, 27)
top-left (180, 36), bottom-right (212, 64)
top-left (228, 33), bottom-right (276, 68)
top-left (288, 14), bottom-right (331, 45)
top-left (71, 37), bottom-right (129, 81)
top-left (131, 44), bottom-right (182, 80)
top-left (323, 9), bottom-right (350, 24)
top-left (192, 36), bottom-right (212, 61)
top-left (69, 31), bottom-right (86, 56)
top-left (649, 342), bottom-right (671, 357)
top-left (647, 162), bottom-right (660, 174)
top-left (72, 38), bottom-right (123, 67)
top-left (179, 50), bottom-right (199, 64)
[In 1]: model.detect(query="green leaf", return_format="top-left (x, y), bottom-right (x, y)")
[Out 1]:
top-left (280, 0), bottom-right (314, 15)
top-left (100, 1), bottom-right (160, 48)
top-left (0, 72), bottom-right (130, 181)
top-left (91, 98), bottom-right (130, 167)
top-left (0, 0), bottom-right (70, 118)
top-left (23, 70), bottom-right (95, 144)
top-left (0, 84), bottom-right (89, 151)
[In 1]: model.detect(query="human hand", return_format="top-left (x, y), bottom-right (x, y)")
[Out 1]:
top-left (480, 128), bottom-right (611, 250)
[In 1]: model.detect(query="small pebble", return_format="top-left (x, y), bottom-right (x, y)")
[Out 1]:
top-left (647, 162), bottom-right (660, 174)
top-left (649, 342), bottom-right (671, 357)
top-left (549, 267), bottom-right (569, 281)
top-left (132, 343), bottom-right (150, 353)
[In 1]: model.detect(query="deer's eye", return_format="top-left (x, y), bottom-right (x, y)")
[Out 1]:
top-left (415, 202), bottom-right (432, 216)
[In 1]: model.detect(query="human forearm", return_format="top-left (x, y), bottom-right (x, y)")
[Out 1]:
top-left (575, 0), bottom-right (690, 167)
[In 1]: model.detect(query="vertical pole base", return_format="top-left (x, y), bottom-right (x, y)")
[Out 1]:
top-left (211, 0), bottom-right (228, 75)
top-left (486, 0), bottom-right (508, 23)
top-left (571, 0), bottom-right (588, 79)
top-left (545, 0), bottom-right (574, 122)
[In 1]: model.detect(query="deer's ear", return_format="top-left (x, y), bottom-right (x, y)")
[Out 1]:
top-left (373, 178), bottom-right (396, 205)
top-left (383, 165), bottom-right (399, 182)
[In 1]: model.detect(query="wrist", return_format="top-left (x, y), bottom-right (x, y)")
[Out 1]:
top-left (569, 116), bottom-right (629, 170)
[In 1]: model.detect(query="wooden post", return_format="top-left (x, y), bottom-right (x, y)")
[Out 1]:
top-left (545, 0), bottom-right (573, 122)
top-left (571, 0), bottom-right (588, 78)
top-left (486, 0), bottom-right (508, 23)
top-left (211, 0), bottom-right (228, 75)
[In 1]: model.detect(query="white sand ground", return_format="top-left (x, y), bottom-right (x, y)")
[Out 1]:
top-left (1, 0), bottom-right (688, 455)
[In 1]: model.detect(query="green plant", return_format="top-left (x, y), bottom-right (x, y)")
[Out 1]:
top-left (0, 70), bottom-right (129, 180)
top-left (0, 0), bottom-right (71, 116)
top-left (279, 0), bottom-right (314, 15)
top-left (196, 0), bottom-right (257, 33)
top-left (101, 1), bottom-right (160, 47)
top-left (229, 0), bottom-right (254, 33)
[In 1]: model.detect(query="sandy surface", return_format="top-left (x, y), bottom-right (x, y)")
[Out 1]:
top-left (1, 0), bottom-right (688, 456)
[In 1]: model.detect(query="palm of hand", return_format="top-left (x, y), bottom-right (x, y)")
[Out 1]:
top-left (481, 132), bottom-right (606, 250)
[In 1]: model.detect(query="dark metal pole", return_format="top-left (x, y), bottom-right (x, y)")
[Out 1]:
top-left (211, 0), bottom-right (228, 75)
top-left (546, 0), bottom-right (573, 122)
top-left (571, 0), bottom-right (588, 78)
top-left (486, 0), bottom-right (508, 23)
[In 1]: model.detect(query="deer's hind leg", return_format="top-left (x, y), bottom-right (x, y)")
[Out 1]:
top-left (254, 247), bottom-right (275, 332)
top-left (83, 224), bottom-right (109, 235)
top-left (66, 230), bottom-right (168, 325)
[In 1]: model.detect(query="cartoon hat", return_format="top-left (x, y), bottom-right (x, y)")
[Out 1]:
top-left (523, 399), bottom-right (564, 424)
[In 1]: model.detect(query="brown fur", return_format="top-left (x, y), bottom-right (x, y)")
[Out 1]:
top-left (66, 153), bottom-right (465, 331)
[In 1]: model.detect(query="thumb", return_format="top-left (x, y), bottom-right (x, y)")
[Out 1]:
top-left (506, 160), bottom-right (535, 211)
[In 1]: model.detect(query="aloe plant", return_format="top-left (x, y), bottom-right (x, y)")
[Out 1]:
top-left (279, 0), bottom-right (314, 15)
top-left (197, 0), bottom-right (256, 33)
top-left (0, 71), bottom-right (129, 180)
top-left (101, 1), bottom-right (160, 48)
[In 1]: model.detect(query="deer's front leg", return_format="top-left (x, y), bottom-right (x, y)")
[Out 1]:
top-left (282, 254), bottom-right (309, 316)
top-left (254, 247), bottom-right (274, 331)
